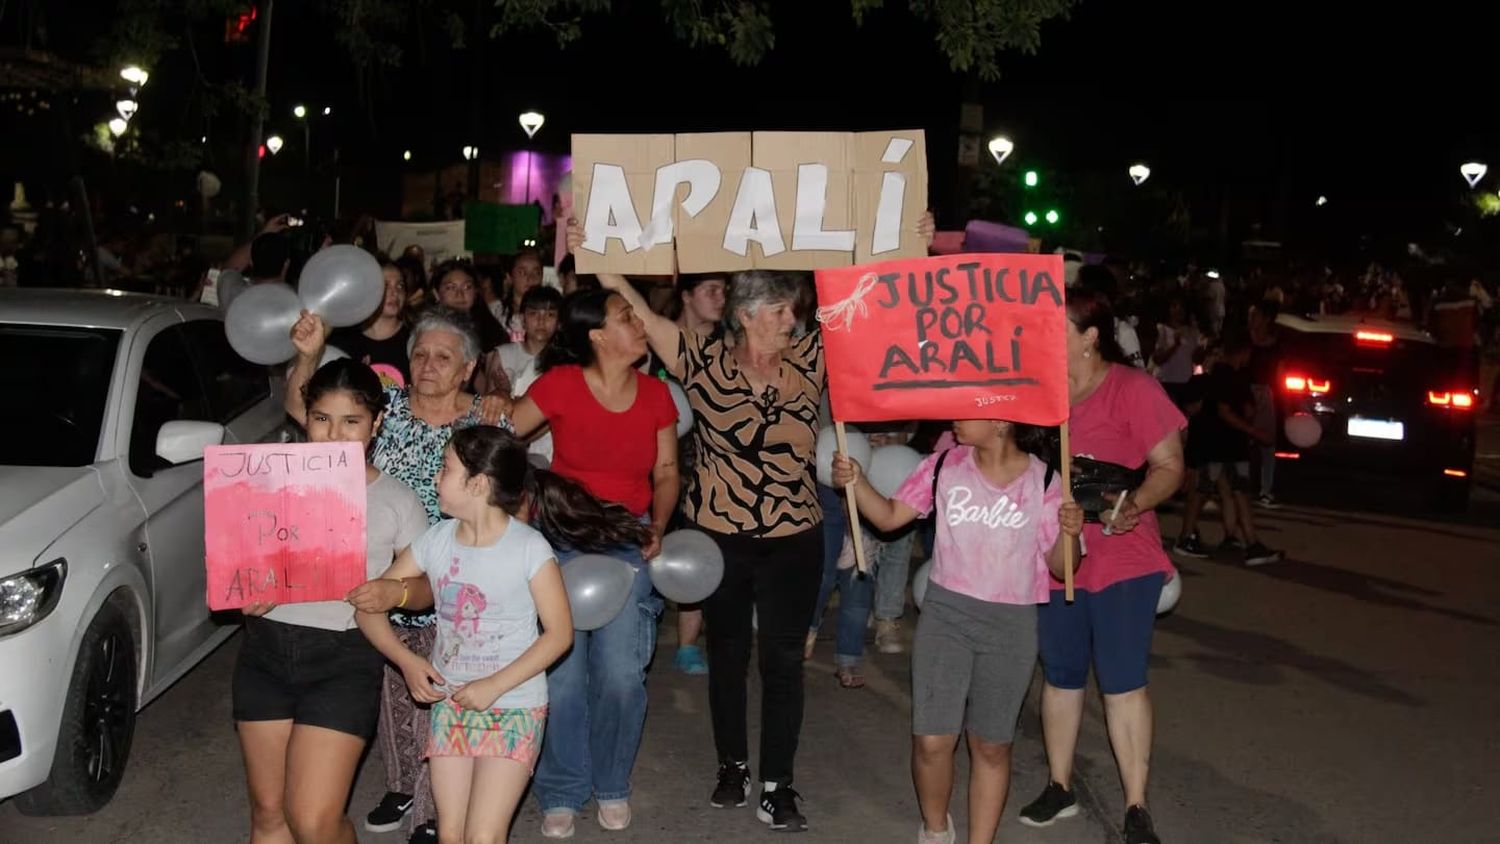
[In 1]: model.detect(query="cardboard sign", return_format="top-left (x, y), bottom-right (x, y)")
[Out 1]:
top-left (573, 130), bottom-right (927, 274)
top-left (203, 443), bottom-right (368, 611)
top-left (815, 253), bottom-right (1068, 425)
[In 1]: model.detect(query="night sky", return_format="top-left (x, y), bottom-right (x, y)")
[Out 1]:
top-left (8, 0), bottom-right (1496, 254)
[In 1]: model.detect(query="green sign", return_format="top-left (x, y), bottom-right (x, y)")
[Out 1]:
top-left (464, 202), bottom-right (541, 254)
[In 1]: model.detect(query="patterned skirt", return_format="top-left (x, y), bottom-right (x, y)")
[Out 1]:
top-left (426, 699), bottom-right (547, 769)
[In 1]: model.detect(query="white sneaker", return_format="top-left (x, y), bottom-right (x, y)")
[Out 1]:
top-left (540, 811), bottom-right (576, 839)
top-left (597, 800), bottom-right (631, 831)
top-left (875, 619), bottom-right (904, 654)
top-left (917, 814), bottom-right (956, 844)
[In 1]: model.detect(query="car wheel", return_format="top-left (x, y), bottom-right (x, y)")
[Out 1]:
top-left (15, 602), bottom-right (138, 816)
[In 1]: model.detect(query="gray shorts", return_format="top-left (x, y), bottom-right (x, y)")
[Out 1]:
top-left (911, 582), bottom-right (1038, 743)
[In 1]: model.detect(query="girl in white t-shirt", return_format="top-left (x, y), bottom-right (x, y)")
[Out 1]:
top-left (233, 359), bottom-right (430, 844)
top-left (832, 420), bottom-right (1083, 844)
top-left (356, 426), bottom-right (651, 843)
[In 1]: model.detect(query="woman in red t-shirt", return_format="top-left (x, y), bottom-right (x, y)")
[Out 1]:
top-left (1018, 288), bottom-right (1186, 844)
top-left (506, 288), bottom-right (679, 838)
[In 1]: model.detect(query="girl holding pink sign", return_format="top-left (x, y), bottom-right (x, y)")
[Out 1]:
top-left (232, 359), bottom-right (430, 844)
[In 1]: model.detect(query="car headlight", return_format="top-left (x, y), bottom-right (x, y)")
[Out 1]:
top-left (0, 558), bottom-right (67, 636)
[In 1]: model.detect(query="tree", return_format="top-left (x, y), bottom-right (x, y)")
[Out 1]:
top-left (483, 0), bottom-right (1076, 81)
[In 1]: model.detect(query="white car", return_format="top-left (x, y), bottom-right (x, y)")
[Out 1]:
top-left (0, 289), bottom-right (288, 814)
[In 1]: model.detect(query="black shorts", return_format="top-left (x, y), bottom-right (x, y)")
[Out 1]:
top-left (232, 617), bottom-right (385, 738)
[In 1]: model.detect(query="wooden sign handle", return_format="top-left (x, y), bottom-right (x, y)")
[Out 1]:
top-left (834, 421), bottom-right (870, 575)
top-left (1059, 420), bottom-right (1075, 602)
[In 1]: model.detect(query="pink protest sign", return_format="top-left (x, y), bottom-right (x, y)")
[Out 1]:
top-left (203, 442), bottom-right (367, 611)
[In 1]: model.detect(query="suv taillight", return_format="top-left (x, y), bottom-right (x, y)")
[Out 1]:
top-left (1285, 374), bottom-right (1332, 395)
top-left (1427, 390), bottom-right (1476, 410)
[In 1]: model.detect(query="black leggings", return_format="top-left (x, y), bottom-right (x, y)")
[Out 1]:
top-left (702, 526), bottom-right (823, 786)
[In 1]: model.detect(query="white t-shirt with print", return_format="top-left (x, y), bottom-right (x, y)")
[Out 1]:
top-left (267, 470), bottom-right (429, 631)
top-left (412, 517), bottom-right (556, 709)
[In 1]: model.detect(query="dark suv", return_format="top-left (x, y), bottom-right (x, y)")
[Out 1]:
top-left (1271, 313), bottom-right (1478, 510)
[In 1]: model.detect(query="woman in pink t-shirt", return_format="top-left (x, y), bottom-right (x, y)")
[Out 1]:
top-left (832, 420), bottom-right (1082, 844)
top-left (1018, 288), bottom-right (1186, 844)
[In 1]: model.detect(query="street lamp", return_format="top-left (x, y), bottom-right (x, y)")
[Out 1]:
top-left (120, 65), bottom-right (149, 86)
top-left (519, 111), bottom-right (545, 139)
top-left (266, 134), bottom-right (284, 155)
top-left (987, 135), bottom-right (1014, 166)
top-left (1045, 209), bottom-right (1060, 225)
top-left (322, 106), bottom-right (332, 116)
top-left (115, 99), bottom-right (138, 120)
top-left (462, 145), bottom-right (479, 161)
top-left (107, 117), bottom-right (128, 137)
top-left (1460, 161), bottom-right (1487, 188)
top-left (1315, 195), bottom-right (1329, 207)
top-left (1128, 163), bottom-right (1151, 186)
top-left (1023, 210), bottom-right (1038, 226)
top-left (293, 104), bottom-right (307, 119)
top-left (403, 150), bottom-right (412, 162)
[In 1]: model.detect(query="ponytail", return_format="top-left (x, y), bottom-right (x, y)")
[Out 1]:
top-left (449, 426), bottom-right (651, 551)
top-left (525, 470), bottom-right (653, 551)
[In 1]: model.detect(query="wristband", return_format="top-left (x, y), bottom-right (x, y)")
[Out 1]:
top-left (389, 577), bottom-right (410, 609)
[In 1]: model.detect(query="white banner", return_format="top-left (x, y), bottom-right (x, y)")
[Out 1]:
top-left (374, 220), bottom-right (469, 269)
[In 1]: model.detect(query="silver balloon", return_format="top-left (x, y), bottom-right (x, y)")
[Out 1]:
top-left (1157, 566), bottom-right (1181, 616)
top-left (911, 560), bottom-right (932, 610)
top-left (815, 424), bottom-right (870, 487)
top-left (868, 444), bottom-right (924, 497)
top-left (667, 380), bottom-right (693, 437)
top-left (649, 529), bottom-right (724, 604)
top-left (216, 269), bottom-right (249, 311)
top-left (297, 244), bottom-right (384, 327)
top-left (225, 282), bottom-right (303, 365)
top-left (562, 553), bottom-right (635, 631)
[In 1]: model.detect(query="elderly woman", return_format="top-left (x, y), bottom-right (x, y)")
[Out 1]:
top-left (286, 306), bottom-right (502, 844)
top-left (1017, 287), bottom-right (1185, 844)
top-left (583, 266), bottom-right (820, 832)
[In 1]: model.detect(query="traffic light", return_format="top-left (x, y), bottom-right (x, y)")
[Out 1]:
top-left (1023, 170), bottom-right (1039, 188)
top-left (1023, 211), bottom-right (1039, 226)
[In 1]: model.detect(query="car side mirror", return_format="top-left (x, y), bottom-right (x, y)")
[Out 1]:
top-left (155, 421), bottom-right (225, 466)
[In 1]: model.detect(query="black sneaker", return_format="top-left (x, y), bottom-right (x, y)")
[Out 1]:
top-left (1018, 781), bottom-right (1079, 828)
top-left (1244, 542), bottom-right (1284, 567)
top-left (1217, 536), bottom-right (1246, 554)
top-left (756, 785), bottom-right (807, 832)
top-left (1172, 534), bottom-right (1208, 558)
top-left (710, 761), bottom-right (751, 808)
top-left (408, 821), bottom-right (437, 844)
top-left (365, 791), bottom-right (414, 833)
top-left (1124, 804), bottom-right (1161, 844)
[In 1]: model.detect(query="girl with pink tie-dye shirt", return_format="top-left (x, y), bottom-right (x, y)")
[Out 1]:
top-left (832, 419), bottom-right (1083, 844)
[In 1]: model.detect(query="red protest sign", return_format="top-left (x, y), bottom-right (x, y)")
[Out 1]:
top-left (203, 442), bottom-right (367, 611)
top-left (815, 253), bottom-right (1068, 424)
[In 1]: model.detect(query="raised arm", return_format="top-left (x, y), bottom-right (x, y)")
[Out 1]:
top-left (566, 218), bottom-right (684, 370)
top-left (284, 310), bottom-right (330, 427)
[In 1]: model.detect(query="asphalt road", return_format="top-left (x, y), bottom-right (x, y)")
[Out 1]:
top-left (4, 482), bottom-right (1498, 843)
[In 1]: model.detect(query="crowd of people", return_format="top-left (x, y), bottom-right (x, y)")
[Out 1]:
top-left (191, 207), bottom-right (1209, 844)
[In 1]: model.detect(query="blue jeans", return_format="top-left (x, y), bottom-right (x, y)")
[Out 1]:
top-left (874, 528), bottom-right (916, 621)
top-left (810, 485), bottom-right (873, 666)
top-left (533, 545), bottom-right (663, 813)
